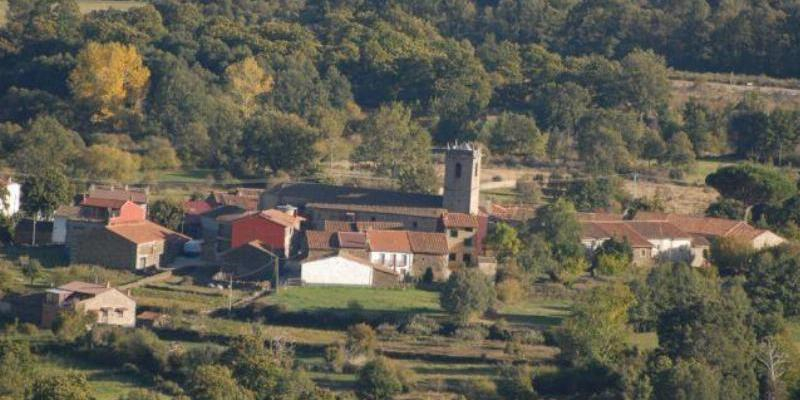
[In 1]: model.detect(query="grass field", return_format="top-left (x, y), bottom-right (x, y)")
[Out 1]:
top-left (272, 286), bottom-right (442, 313)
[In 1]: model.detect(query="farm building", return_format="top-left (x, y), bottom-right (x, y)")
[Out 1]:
top-left (300, 254), bottom-right (400, 287)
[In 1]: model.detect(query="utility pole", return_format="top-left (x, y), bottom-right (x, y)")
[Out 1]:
top-left (273, 254), bottom-right (279, 294)
top-left (228, 274), bottom-right (233, 313)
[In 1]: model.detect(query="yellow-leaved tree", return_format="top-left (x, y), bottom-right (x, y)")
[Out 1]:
top-left (69, 42), bottom-right (151, 121)
top-left (225, 56), bottom-right (273, 118)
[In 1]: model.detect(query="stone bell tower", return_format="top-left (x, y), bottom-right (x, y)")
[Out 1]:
top-left (443, 143), bottom-right (481, 215)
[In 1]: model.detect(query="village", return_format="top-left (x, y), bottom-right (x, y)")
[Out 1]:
top-left (0, 143), bottom-right (786, 334)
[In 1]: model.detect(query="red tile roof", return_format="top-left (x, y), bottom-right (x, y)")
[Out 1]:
top-left (633, 212), bottom-right (777, 242)
top-left (407, 231), bottom-right (449, 254)
top-left (624, 221), bottom-right (692, 240)
top-left (580, 222), bottom-right (653, 248)
top-left (58, 281), bottom-right (112, 295)
top-left (323, 220), bottom-right (405, 232)
top-left (259, 209), bottom-right (304, 227)
top-left (442, 213), bottom-right (479, 229)
top-left (576, 212), bottom-right (624, 221)
top-left (183, 200), bottom-right (213, 216)
top-left (210, 192), bottom-right (259, 211)
top-left (306, 230), bottom-right (337, 250)
top-left (366, 230), bottom-right (412, 253)
top-left (106, 220), bottom-right (189, 245)
top-left (337, 232), bottom-right (366, 248)
top-left (81, 197), bottom-right (128, 209)
top-left (89, 187), bottom-right (148, 204)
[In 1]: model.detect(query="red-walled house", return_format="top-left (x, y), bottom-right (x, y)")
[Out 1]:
top-left (215, 209), bottom-right (304, 257)
top-left (78, 198), bottom-right (146, 224)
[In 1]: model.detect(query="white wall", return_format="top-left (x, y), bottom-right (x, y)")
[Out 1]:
top-left (369, 251), bottom-right (413, 275)
top-left (752, 231), bottom-right (786, 249)
top-left (302, 256), bottom-right (374, 286)
top-left (1, 182), bottom-right (21, 216)
top-left (52, 216), bottom-right (67, 244)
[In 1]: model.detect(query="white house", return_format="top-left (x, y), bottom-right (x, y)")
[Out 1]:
top-left (365, 230), bottom-right (414, 276)
top-left (300, 254), bottom-right (399, 287)
top-left (0, 178), bottom-right (21, 217)
top-left (624, 221), bottom-right (694, 262)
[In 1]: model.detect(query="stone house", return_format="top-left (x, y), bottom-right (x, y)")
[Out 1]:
top-left (634, 212), bottom-right (786, 250)
top-left (71, 220), bottom-right (189, 270)
top-left (41, 281), bottom-right (136, 328)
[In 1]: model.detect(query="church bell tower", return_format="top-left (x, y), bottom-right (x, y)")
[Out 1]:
top-left (443, 143), bottom-right (481, 215)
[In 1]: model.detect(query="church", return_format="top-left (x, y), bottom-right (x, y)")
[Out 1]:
top-left (260, 143), bottom-right (489, 280)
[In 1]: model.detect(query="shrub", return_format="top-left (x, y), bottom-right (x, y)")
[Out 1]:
top-left (356, 357), bottom-right (412, 400)
top-left (497, 364), bottom-right (537, 400)
top-left (375, 323), bottom-right (398, 339)
top-left (496, 278), bottom-right (525, 304)
top-left (452, 324), bottom-right (489, 341)
top-left (401, 315), bottom-right (440, 336)
top-left (440, 268), bottom-right (496, 321)
top-left (324, 342), bottom-right (346, 373)
top-left (459, 377), bottom-right (499, 400)
top-left (489, 319), bottom-right (513, 341)
top-left (346, 323), bottom-right (377, 359)
top-left (595, 253), bottom-right (630, 276)
top-left (513, 329), bottom-right (546, 346)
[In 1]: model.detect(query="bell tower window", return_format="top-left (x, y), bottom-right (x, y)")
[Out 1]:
top-left (455, 163), bottom-right (462, 178)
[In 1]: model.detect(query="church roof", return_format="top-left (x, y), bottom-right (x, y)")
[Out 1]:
top-left (265, 182), bottom-right (443, 209)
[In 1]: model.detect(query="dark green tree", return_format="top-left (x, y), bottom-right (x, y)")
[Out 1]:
top-left (148, 199), bottom-right (185, 231)
top-left (189, 365), bottom-right (253, 400)
top-left (21, 168), bottom-right (72, 245)
top-left (28, 372), bottom-right (95, 400)
top-left (356, 357), bottom-right (408, 400)
top-left (705, 164), bottom-right (796, 210)
top-left (243, 111), bottom-right (320, 175)
top-left (440, 268), bottom-right (496, 322)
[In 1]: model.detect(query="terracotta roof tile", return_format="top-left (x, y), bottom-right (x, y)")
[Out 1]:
top-left (323, 220), bottom-right (405, 232)
top-left (580, 222), bottom-right (653, 248)
top-left (81, 197), bottom-right (128, 209)
top-left (576, 212), bottom-right (624, 221)
top-left (183, 200), bottom-right (213, 216)
top-left (632, 212), bottom-right (772, 240)
top-left (106, 220), bottom-right (189, 245)
top-left (407, 231), bottom-right (449, 254)
top-left (89, 187), bottom-right (148, 204)
top-left (306, 230), bottom-right (337, 250)
top-left (337, 232), bottom-right (366, 248)
top-left (259, 209), bottom-right (304, 227)
top-left (366, 230), bottom-right (412, 253)
top-left (443, 213), bottom-right (479, 228)
top-left (58, 281), bottom-right (112, 295)
top-left (624, 221), bottom-right (692, 240)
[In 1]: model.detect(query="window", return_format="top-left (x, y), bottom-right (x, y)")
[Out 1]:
top-left (464, 238), bottom-right (473, 247)
top-left (465, 228), bottom-right (473, 232)
top-left (412, 221), bottom-right (418, 229)
top-left (370, 217), bottom-right (376, 221)
top-left (463, 254), bottom-right (472, 264)
top-left (455, 163), bottom-right (462, 178)
top-left (137, 256), bottom-right (148, 269)
top-left (115, 309), bottom-right (124, 318)
top-left (450, 229), bottom-right (458, 238)
top-left (449, 253), bottom-right (456, 261)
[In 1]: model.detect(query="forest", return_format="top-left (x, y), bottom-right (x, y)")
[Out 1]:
top-left (0, 0), bottom-right (799, 191)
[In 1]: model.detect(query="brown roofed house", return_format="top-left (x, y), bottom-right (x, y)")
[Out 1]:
top-left (633, 212), bottom-right (786, 250)
top-left (41, 281), bottom-right (136, 328)
top-left (70, 220), bottom-right (189, 270)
